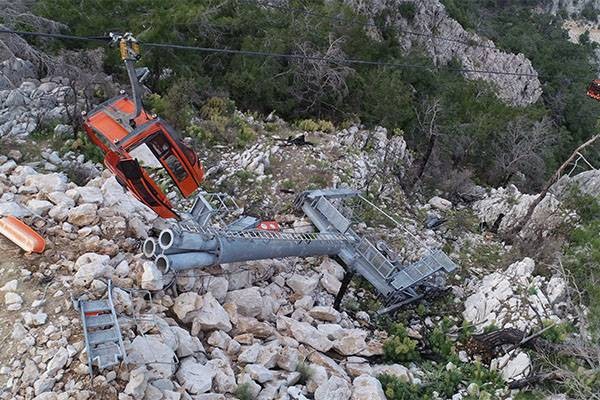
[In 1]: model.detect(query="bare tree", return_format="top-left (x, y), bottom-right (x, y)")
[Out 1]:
top-left (509, 134), bottom-right (599, 237)
top-left (490, 116), bottom-right (555, 187)
top-left (288, 35), bottom-right (354, 114)
top-left (411, 97), bottom-right (442, 187)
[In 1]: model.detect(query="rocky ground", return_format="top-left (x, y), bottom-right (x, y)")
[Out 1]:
top-left (0, 112), bottom-right (590, 399)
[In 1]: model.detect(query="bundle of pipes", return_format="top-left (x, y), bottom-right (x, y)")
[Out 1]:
top-left (144, 228), bottom-right (345, 273)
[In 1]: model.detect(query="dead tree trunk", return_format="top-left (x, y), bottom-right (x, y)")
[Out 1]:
top-left (508, 134), bottom-right (599, 237)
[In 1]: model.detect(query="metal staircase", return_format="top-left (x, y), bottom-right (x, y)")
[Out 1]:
top-left (390, 249), bottom-right (457, 291)
top-left (79, 281), bottom-right (126, 376)
top-left (297, 188), bottom-right (459, 310)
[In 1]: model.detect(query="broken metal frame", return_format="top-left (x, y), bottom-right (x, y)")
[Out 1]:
top-left (143, 188), bottom-right (458, 314)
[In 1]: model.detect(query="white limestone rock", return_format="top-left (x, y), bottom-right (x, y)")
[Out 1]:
top-left (141, 261), bottom-right (164, 290)
top-left (192, 292), bottom-right (232, 332)
top-left (351, 375), bottom-right (386, 400)
top-left (127, 336), bottom-right (177, 378)
top-left (244, 363), bottom-right (274, 383)
top-left (332, 329), bottom-right (368, 356)
top-left (173, 292), bottom-right (203, 321)
top-left (27, 199), bottom-right (53, 215)
top-left (67, 203), bottom-right (98, 226)
top-left (321, 272), bottom-right (342, 295)
top-left (171, 326), bottom-right (205, 358)
top-left (46, 347), bottom-right (69, 377)
top-left (73, 253), bottom-right (111, 286)
top-left (371, 364), bottom-right (412, 383)
top-left (176, 357), bottom-right (216, 394)
top-left (283, 318), bottom-right (333, 352)
top-left (314, 376), bottom-right (351, 400)
top-left (22, 311), bottom-right (47, 327)
top-left (491, 351), bottom-right (531, 381)
top-left (309, 306), bottom-right (341, 323)
top-left (287, 274), bottom-right (320, 295)
top-left (225, 287), bottom-right (263, 318)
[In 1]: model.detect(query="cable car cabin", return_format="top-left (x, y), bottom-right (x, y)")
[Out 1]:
top-left (83, 95), bottom-right (204, 219)
top-left (587, 79), bottom-right (600, 101)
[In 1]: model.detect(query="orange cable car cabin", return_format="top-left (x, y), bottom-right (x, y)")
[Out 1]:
top-left (587, 79), bottom-right (600, 101)
top-left (83, 95), bottom-right (204, 219)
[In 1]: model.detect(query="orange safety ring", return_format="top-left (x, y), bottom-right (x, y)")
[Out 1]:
top-left (0, 216), bottom-right (46, 253)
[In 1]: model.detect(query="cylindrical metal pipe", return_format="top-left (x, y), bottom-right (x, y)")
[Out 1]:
top-left (143, 238), bottom-right (157, 258)
top-left (155, 229), bottom-right (344, 272)
top-left (156, 252), bottom-right (218, 273)
top-left (217, 236), bottom-right (342, 264)
top-left (159, 229), bottom-right (218, 252)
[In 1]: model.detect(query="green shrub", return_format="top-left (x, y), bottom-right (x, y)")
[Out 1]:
top-left (234, 382), bottom-right (253, 400)
top-left (379, 361), bottom-right (504, 400)
top-left (398, 2), bottom-right (417, 20)
top-left (540, 320), bottom-right (576, 344)
top-left (296, 361), bottom-right (313, 384)
top-left (428, 318), bottom-right (454, 360)
top-left (295, 119), bottom-right (335, 133)
top-left (200, 97), bottom-right (236, 120)
top-left (71, 132), bottom-right (104, 164)
top-left (383, 323), bottom-right (420, 362)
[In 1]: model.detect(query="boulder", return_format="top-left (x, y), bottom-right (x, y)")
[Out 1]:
top-left (238, 343), bottom-right (262, 364)
top-left (25, 173), bottom-right (67, 193)
top-left (351, 375), bottom-right (386, 400)
top-left (67, 203), bottom-right (98, 226)
top-left (176, 357), bottom-right (215, 394)
top-left (124, 366), bottom-right (148, 399)
top-left (171, 326), bottom-right (205, 358)
top-left (76, 186), bottom-right (103, 204)
top-left (309, 306), bottom-right (341, 323)
top-left (321, 272), bottom-right (341, 295)
top-left (206, 358), bottom-right (236, 393)
top-left (277, 347), bottom-right (300, 371)
top-left (173, 292), bottom-right (203, 321)
top-left (127, 336), bottom-right (177, 378)
top-left (491, 352), bottom-right (531, 381)
top-left (287, 274), bottom-right (319, 295)
top-left (73, 253), bottom-right (111, 286)
top-left (332, 329), bottom-right (367, 356)
top-left (0, 201), bottom-right (31, 217)
top-left (428, 196), bottom-right (453, 210)
top-left (225, 287), bottom-right (262, 317)
top-left (141, 261), bottom-right (163, 291)
top-left (284, 318), bottom-right (333, 352)
top-left (46, 347), bottom-right (69, 377)
top-left (244, 363), bottom-right (274, 383)
top-left (371, 364), bottom-right (412, 383)
top-left (27, 199), bottom-right (53, 215)
top-left (320, 258), bottom-right (345, 281)
top-left (314, 376), bottom-right (351, 400)
top-left (192, 292), bottom-right (232, 332)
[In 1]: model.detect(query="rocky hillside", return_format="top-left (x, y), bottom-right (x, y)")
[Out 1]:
top-left (345, 0), bottom-right (543, 106)
top-left (0, 1), bottom-right (599, 399)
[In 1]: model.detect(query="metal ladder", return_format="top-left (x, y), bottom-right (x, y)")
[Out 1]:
top-left (79, 280), bottom-right (126, 376)
top-left (354, 237), bottom-right (397, 279)
top-left (178, 222), bottom-right (351, 244)
top-left (390, 250), bottom-right (458, 291)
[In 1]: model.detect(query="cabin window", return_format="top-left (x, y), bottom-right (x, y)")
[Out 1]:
top-left (164, 154), bottom-right (188, 181)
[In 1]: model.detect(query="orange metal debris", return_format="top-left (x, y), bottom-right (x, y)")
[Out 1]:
top-left (0, 216), bottom-right (45, 253)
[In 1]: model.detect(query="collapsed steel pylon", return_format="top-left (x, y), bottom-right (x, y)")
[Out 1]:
top-left (143, 189), bottom-right (458, 313)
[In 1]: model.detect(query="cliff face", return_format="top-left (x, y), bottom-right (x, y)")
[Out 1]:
top-left (548, 0), bottom-right (600, 17)
top-left (345, 0), bottom-right (543, 107)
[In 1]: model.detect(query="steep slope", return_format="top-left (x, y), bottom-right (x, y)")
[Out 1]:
top-left (345, 0), bottom-right (543, 106)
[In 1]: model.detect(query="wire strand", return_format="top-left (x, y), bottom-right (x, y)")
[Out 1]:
top-left (0, 28), bottom-right (540, 77)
